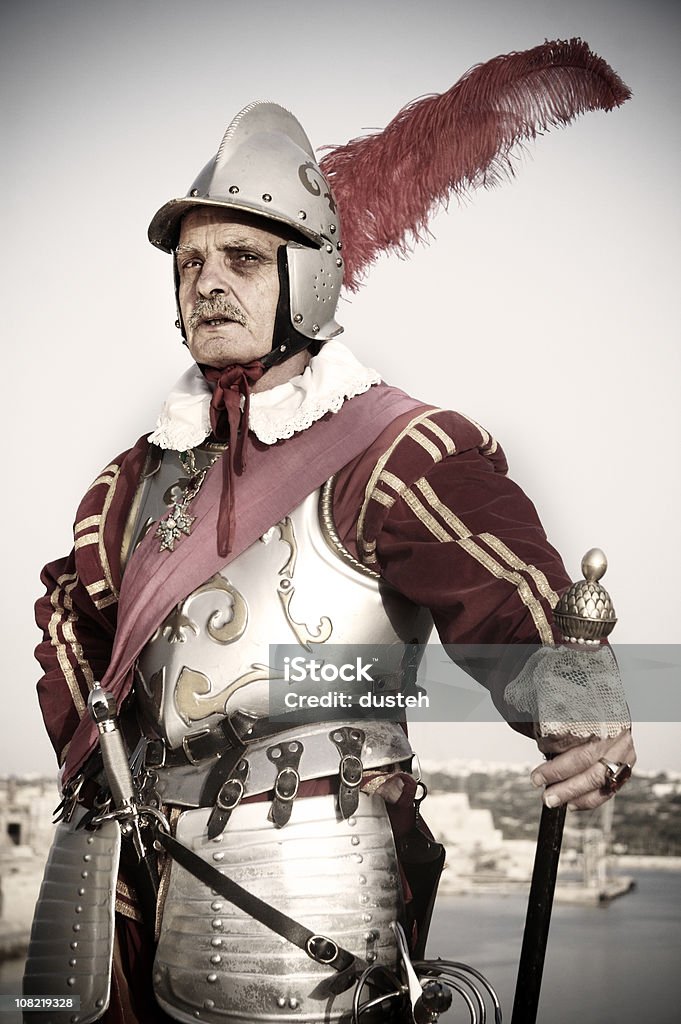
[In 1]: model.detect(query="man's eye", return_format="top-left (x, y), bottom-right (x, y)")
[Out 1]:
top-left (237, 252), bottom-right (259, 264)
top-left (179, 257), bottom-right (202, 271)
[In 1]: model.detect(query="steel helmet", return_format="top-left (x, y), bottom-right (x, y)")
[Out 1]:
top-left (148, 102), bottom-right (344, 362)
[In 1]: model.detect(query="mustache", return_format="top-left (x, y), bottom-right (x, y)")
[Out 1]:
top-left (187, 296), bottom-right (248, 330)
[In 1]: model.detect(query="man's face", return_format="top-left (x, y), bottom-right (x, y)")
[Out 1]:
top-left (176, 208), bottom-right (287, 368)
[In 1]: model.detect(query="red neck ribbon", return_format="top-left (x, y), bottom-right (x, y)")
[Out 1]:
top-left (200, 360), bottom-right (266, 557)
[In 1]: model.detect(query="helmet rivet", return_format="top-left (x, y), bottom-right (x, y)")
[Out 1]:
top-left (336, 258), bottom-right (343, 267)
top-left (279, 344), bottom-right (287, 352)
top-left (312, 323), bottom-right (320, 334)
top-left (298, 210), bottom-right (307, 220)
top-left (325, 244), bottom-right (333, 253)
top-left (190, 189), bottom-right (199, 197)
top-left (293, 314), bottom-right (303, 324)
top-left (337, 241), bottom-right (342, 250)
top-left (262, 193), bottom-right (272, 202)
top-left (330, 224), bottom-right (336, 234)
top-left (174, 319), bottom-right (181, 330)
top-left (228, 185), bottom-right (239, 194)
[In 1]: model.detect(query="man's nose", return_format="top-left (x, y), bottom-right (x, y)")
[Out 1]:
top-left (196, 254), bottom-right (232, 298)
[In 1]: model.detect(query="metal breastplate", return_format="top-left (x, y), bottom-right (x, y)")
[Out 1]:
top-left (131, 447), bottom-right (433, 752)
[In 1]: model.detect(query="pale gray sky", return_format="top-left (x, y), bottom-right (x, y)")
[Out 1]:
top-left (1, 0), bottom-right (679, 777)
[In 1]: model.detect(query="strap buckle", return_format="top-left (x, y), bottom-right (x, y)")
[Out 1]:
top-left (306, 934), bottom-right (339, 966)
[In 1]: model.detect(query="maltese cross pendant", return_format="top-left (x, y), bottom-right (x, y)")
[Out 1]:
top-left (156, 503), bottom-right (195, 552)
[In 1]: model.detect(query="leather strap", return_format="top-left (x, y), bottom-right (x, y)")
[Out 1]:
top-left (206, 757), bottom-right (249, 840)
top-left (267, 739), bottom-right (303, 827)
top-left (330, 727), bottom-right (365, 819)
top-left (156, 830), bottom-right (365, 983)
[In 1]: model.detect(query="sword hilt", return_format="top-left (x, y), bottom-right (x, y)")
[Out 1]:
top-left (87, 682), bottom-right (136, 810)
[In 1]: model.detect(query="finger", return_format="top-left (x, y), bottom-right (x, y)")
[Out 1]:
top-left (530, 730), bottom-right (635, 789)
top-left (567, 790), bottom-right (616, 812)
top-left (540, 759), bottom-right (612, 808)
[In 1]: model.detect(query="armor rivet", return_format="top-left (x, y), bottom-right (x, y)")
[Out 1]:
top-left (190, 188), bottom-right (199, 197)
top-left (293, 313), bottom-right (303, 324)
top-left (78, 887), bottom-right (85, 896)
top-left (326, 244), bottom-right (333, 253)
top-left (211, 937), bottom-right (223, 947)
top-left (75, 905), bottom-right (83, 913)
top-left (271, 747), bottom-right (281, 758)
top-left (70, 941), bottom-right (78, 950)
top-left (71, 1017), bottom-right (79, 1023)
top-left (277, 997), bottom-right (286, 1008)
top-left (67, 977), bottom-right (76, 986)
top-left (204, 1000), bottom-right (215, 1010)
top-left (367, 951), bottom-right (377, 962)
top-left (69, 958), bottom-right (77, 967)
top-left (353, 854), bottom-right (363, 863)
top-left (210, 954), bottom-right (222, 965)
top-left (298, 210), bottom-right (306, 220)
top-left (288, 742), bottom-right (298, 753)
top-left (336, 258), bottom-right (343, 267)
top-left (211, 901), bottom-right (223, 912)
top-left (86, 836), bottom-right (94, 845)
top-left (360, 894), bottom-right (370, 904)
top-left (312, 323), bottom-right (320, 334)
top-left (82, 854), bottom-right (91, 862)
top-left (213, 852), bottom-right (225, 862)
top-left (337, 241), bottom-right (342, 250)
top-left (332, 731), bottom-right (342, 742)
top-left (207, 973), bottom-right (218, 983)
top-left (351, 835), bottom-right (360, 846)
top-left (229, 185), bottom-right (239, 194)
top-left (359, 874), bottom-right (367, 884)
top-left (362, 913), bottom-right (372, 922)
top-left (279, 344), bottom-right (287, 352)
top-left (212, 919), bottom-right (224, 930)
top-left (72, 924), bottom-right (81, 932)
top-left (330, 224), bottom-right (336, 234)
top-left (262, 193), bottom-right (272, 202)
top-left (348, 816), bottom-right (357, 827)
top-left (364, 932), bottom-right (373, 941)
top-left (95, 999), bottom-right (105, 1008)
top-left (289, 998), bottom-right (299, 1009)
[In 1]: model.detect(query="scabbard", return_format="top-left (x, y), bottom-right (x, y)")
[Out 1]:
top-left (511, 802), bottom-right (567, 1024)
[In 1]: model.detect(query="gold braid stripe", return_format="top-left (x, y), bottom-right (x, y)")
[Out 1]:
top-left (479, 533), bottom-right (560, 608)
top-left (456, 412), bottom-right (499, 454)
top-left (414, 477), bottom-right (470, 538)
top-left (408, 478), bottom-right (554, 644)
top-left (99, 467), bottom-right (121, 599)
top-left (74, 533), bottom-right (98, 550)
top-left (86, 579), bottom-right (109, 596)
top-left (408, 427), bottom-right (442, 462)
top-left (47, 573), bottom-right (89, 718)
top-left (420, 417), bottom-right (456, 454)
top-left (370, 489), bottom-right (396, 508)
top-left (75, 515), bottom-right (102, 534)
top-left (90, 471), bottom-right (117, 489)
top-left (357, 409), bottom-right (440, 557)
top-left (401, 487), bottom-right (453, 543)
top-left (94, 594), bottom-right (118, 610)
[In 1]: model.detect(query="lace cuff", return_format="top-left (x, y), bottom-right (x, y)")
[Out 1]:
top-left (503, 644), bottom-right (631, 739)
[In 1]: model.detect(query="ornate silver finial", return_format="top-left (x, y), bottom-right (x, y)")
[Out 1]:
top-left (553, 547), bottom-right (617, 643)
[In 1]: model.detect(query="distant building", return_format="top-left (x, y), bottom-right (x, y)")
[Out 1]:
top-left (0, 777), bottom-right (56, 951)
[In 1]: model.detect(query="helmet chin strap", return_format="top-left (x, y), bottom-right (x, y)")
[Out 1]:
top-left (260, 246), bottom-right (321, 371)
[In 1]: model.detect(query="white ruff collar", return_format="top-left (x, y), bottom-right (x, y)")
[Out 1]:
top-left (148, 340), bottom-right (382, 450)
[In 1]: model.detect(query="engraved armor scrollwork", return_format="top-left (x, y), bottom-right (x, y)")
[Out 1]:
top-left (276, 516), bottom-right (333, 650)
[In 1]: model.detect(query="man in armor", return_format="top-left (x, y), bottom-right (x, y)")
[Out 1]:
top-left (27, 41), bottom-right (636, 1024)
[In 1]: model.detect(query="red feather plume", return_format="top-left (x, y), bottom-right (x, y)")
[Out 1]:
top-left (319, 38), bottom-right (631, 291)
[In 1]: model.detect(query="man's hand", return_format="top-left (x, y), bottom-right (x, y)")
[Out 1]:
top-left (529, 730), bottom-right (636, 810)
